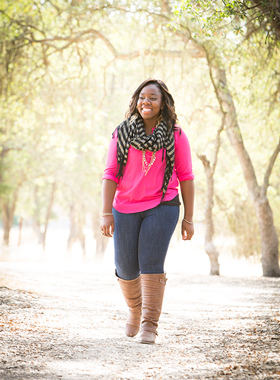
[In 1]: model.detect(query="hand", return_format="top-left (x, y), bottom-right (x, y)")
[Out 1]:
top-left (181, 220), bottom-right (194, 241)
top-left (100, 215), bottom-right (115, 237)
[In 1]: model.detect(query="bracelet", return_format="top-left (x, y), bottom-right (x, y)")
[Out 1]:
top-left (102, 213), bottom-right (113, 217)
top-left (183, 218), bottom-right (193, 225)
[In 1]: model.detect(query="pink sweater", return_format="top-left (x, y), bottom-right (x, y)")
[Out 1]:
top-left (102, 126), bottom-right (194, 213)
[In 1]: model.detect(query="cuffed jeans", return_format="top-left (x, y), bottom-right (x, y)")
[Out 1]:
top-left (113, 205), bottom-right (179, 280)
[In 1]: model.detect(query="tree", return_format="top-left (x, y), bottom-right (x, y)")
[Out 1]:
top-left (171, 1), bottom-right (280, 276)
top-left (206, 50), bottom-right (280, 277)
top-left (197, 112), bottom-right (225, 275)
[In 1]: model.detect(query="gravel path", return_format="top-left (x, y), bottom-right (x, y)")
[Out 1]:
top-left (0, 261), bottom-right (280, 379)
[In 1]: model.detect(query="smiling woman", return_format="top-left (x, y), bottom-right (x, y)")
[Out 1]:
top-left (137, 84), bottom-right (162, 134)
top-left (100, 79), bottom-right (195, 344)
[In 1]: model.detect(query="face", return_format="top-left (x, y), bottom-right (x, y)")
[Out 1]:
top-left (137, 84), bottom-right (163, 124)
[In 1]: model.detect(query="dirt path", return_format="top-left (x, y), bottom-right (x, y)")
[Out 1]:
top-left (0, 262), bottom-right (280, 379)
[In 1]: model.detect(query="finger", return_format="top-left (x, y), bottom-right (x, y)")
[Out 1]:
top-left (111, 223), bottom-right (115, 235)
top-left (182, 226), bottom-right (194, 240)
top-left (104, 226), bottom-right (110, 237)
top-left (181, 225), bottom-right (185, 239)
top-left (187, 230), bottom-right (194, 240)
top-left (105, 225), bottom-right (113, 237)
top-left (100, 227), bottom-right (106, 237)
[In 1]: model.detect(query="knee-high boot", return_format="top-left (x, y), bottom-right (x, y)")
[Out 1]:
top-left (138, 273), bottom-right (167, 344)
top-left (117, 275), bottom-right (142, 337)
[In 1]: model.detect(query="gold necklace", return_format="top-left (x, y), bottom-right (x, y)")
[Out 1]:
top-left (142, 151), bottom-right (156, 176)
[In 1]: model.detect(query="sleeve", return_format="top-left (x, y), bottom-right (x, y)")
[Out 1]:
top-left (174, 128), bottom-right (194, 182)
top-left (102, 130), bottom-right (120, 184)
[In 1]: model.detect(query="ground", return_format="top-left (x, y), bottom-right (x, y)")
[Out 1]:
top-left (0, 257), bottom-right (280, 380)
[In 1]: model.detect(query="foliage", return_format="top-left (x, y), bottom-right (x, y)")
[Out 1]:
top-left (174, 0), bottom-right (246, 37)
top-left (176, 0), bottom-right (280, 46)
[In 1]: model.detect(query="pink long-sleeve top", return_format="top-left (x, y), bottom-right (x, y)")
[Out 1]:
top-left (102, 126), bottom-right (194, 213)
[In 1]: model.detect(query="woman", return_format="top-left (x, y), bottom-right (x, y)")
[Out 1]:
top-left (100, 79), bottom-right (194, 344)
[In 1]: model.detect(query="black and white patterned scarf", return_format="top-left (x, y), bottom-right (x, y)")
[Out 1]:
top-left (115, 115), bottom-right (175, 201)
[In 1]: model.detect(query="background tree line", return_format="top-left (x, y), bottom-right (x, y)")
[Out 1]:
top-left (0, 0), bottom-right (279, 276)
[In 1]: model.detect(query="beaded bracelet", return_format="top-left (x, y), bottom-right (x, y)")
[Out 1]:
top-left (102, 213), bottom-right (113, 217)
top-left (183, 218), bottom-right (193, 225)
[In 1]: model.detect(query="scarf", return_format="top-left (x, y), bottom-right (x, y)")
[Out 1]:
top-left (116, 115), bottom-right (175, 201)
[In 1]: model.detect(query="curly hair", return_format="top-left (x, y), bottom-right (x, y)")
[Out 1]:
top-left (125, 79), bottom-right (178, 131)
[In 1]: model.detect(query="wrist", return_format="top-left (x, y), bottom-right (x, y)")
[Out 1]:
top-left (183, 218), bottom-right (193, 225)
top-left (102, 209), bottom-right (112, 214)
top-left (102, 212), bottom-right (113, 217)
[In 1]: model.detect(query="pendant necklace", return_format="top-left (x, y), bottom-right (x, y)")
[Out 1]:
top-left (142, 150), bottom-right (156, 176)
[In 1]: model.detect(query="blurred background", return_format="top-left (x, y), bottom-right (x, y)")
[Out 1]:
top-left (0, 0), bottom-right (279, 279)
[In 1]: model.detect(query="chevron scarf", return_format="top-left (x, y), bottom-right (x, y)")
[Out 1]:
top-left (116, 115), bottom-right (175, 201)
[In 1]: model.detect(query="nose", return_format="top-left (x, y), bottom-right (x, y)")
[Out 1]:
top-left (143, 98), bottom-right (151, 105)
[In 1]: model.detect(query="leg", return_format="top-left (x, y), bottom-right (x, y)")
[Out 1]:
top-left (113, 208), bottom-right (142, 280)
top-left (112, 208), bottom-right (143, 337)
top-left (139, 205), bottom-right (179, 274)
top-left (138, 205), bottom-right (179, 343)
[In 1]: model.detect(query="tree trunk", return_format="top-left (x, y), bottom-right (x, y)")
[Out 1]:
top-left (198, 154), bottom-right (220, 275)
top-left (42, 182), bottom-right (57, 249)
top-left (255, 197), bottom-right (280, 277)
top-left (67, 205), bottom-right (76, 252)
top-left (2, 203), bottom-right (12, 246)
top-left (205, 180), bottom-right (220, 275)
top-left (206, 54), bottom-right (280, 277)
top-left (32, 185), bottom-right (44, 244)
top-left (92, 214), bottom-right (109, 261)
top-left (95, 233), bottom-right (109, 261)
top-left (32, 219), bottom-right (44, 244)
top-left (1, 189), bottom-right (19, 246)
top-left (67, 203), bottom-right (86, 256)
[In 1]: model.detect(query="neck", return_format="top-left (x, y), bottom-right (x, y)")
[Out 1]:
top-left (143, 119), bottom-right (157, 136)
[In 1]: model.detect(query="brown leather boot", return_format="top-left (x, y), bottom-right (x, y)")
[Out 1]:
top-left (117, 276), bottom-right (142, 337)
top-left (138, 273), bottom-right (167, 344)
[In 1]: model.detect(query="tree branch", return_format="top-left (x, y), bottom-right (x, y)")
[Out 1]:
top-left (261, 136), bottom-right (280, 196)
top-left (205, 46), bottom-right (260, 199)
top-left (27, 27), bottom-right (189, 60)
top-left (197, 153), bottom-right (211, 171)
top-left (211, 112), bottom-right (226, 175)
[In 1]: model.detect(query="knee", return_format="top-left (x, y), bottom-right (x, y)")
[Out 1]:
top-left (115, 268), bottom-right (140, 281)
top-left (140, 262), bottom-right (164, 275)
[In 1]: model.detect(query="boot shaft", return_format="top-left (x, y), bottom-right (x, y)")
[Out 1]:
top-left (117, 275), bottom-right (142, 337)
top-left (139, 273), bottom-right (167, 343)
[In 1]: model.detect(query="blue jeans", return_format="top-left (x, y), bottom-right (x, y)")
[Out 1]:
top-left (113, 205), bottom-right (179, 280)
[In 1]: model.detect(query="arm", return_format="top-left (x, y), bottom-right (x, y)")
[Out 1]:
top-left (174, 129), bottom-right (195, 240)
top-left (100, 179), bottom-right (117, 237)
top-left (180, 180), bottom-right (195, 241)
top-left (100, 130), bottom-right (119, 237)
